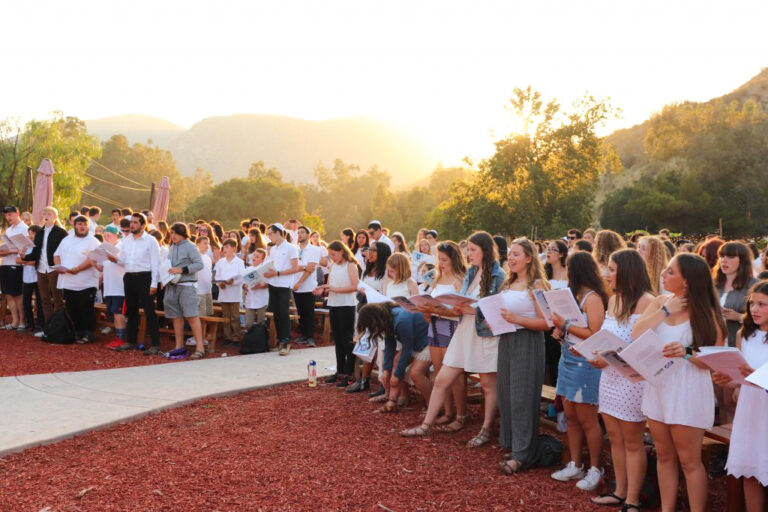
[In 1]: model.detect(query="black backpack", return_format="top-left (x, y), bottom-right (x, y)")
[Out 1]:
top-left (43, 309), bottom-right (76, 344)
top-left (532, 434), bottom-right (565, 467)
top-left (240, 323), bottom-right (269, 354)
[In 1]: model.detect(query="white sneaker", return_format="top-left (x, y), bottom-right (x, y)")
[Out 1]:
top-left (34, 331), bottom-right (45, 338)
top-left (186, 337), bottom-right (208, 346)
top-left (576, 466), bottom-right (604, 491)
top-left (2, 324), bottom-right (14, 330)
top-left (551, 461), bottom-right (585, 482)
top-left (100, 326), bottom-right (112, 335)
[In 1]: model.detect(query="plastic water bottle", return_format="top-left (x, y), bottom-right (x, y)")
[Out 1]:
top-left (307, 360), bottom-right (317, 387)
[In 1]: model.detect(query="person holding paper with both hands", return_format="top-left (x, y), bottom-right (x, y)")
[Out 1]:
top-left (631, 253), bottom-right (726, 512)
top-left (548, 251), bottom-right (608, 491)
top-left (713, 280), bottom-right (768, 512)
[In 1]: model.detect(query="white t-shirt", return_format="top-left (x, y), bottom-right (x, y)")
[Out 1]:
top-left (39, 225), bottom-right (53, 274)
top-left (318, 245), bottom-right (330, 275)
top-left (22, 247), bottom-right (36, 284)
top-left (196, 253), bottom-right (213, 295)
top-left (376, 233), bottom-right (396, 253)
top-left (102, 241), bottom-right (125, 297)
top-left (88, 218), bottom-right (97, 235)
top-left (3, 221), bottom-right (29, 265)
top-left (288, 230), bottom-right (299, 245)
top-left (268, 240), bottom-right (299, 288)
top-left (294, 243), bottom-right (321, 293)
top-left (214, 257), bottom-right (245, 303)
top-left (54, 235), bottom-right (100, 291)
top-left (243, 266), bottom-right (269, 309)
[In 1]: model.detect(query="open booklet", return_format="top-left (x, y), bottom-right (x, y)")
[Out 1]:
top-left (411, 251), bottom-right (435, 265)
top-left (392, 293), bottom-right (475, 314)
top-left (572, 329), bottom-right (628, 362)
top-left (696, 346), bottom-right (758, 388)
top-left (534, 288), bottom-right (587, 328)
top-left (51, 264), bottom-right (70, 273)
top-left (476, 292), bottom-right (522, 336)
top-left (159, 259), bottom-right (180, 287)
top-left (2, 233), bottom-right (34, 252)
top-left (598, 350), bottom-right (645, 383)
top-left (358, 281), bottom-right (391, 304)
top-left (746, 359), bottom-right (768, 392)
top-left (242, 260), bottom-right (275, 288)
top-left (613, 329), bottom-right (685, 387)
top-left (87, 242), bottom-right (121, 264)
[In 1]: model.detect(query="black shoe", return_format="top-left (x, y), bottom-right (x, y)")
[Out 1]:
top-left (336, 376), bottom-right (353, 388)
top-left (324, 374), bottom-right (339, 384)
top-left (345, 378), bottom-right (370, 394)
top-left (143, 346), bottom-right (163, 356)
top-left (115, 343), bottom-right (137, 351)
top-left (367, 387), bottom-right (385, 399)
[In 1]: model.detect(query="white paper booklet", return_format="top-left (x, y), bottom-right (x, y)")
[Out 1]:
top-left (391, 296), bottom-right (420, 314)
top-left (242, 260), bottom-right (274, 288)
top-left (617, 329), bottom-right (685, 387)
top-left (412, 251), bottom-right (435, 265)
top-left (477, 292), bottom-right (520, 336)
top-left (87, 242), bottom-right (121, 264)
top-left (159, 259), bottom-right (180, 287)
top-left (358, 281), bottom-right (391, 304)
top-left (2, 234), bottom-right (33, 252)
top-left (542, 288), bottom-right (587, 328)
top-left (51, 264), bottom-right (70, 273)
top-left (598, 350), bottom-right (645, 383)
top-left (573, 329), bottom-right (629, 362)
top-left (745, 360), bottom-right (768, 391)
top-left (533, 289), bottom-right (554, 328)
top-left (696, 348), bottom-right (758, 388)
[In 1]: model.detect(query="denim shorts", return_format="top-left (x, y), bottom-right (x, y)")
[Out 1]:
top-left (104, 296), bottom-right (124, 315)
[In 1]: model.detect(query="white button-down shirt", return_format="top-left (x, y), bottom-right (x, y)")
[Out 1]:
top-left (118, 231), bottom-right (161, 288)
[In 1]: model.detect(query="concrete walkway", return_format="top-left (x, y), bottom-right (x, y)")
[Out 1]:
top-left (0, 346), bottom-right (336, 457)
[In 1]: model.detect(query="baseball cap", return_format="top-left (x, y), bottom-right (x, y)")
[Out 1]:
top-left (104, 225), bottom-right (119, 235)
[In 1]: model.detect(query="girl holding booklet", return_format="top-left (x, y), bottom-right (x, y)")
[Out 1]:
top-left (544, 239), bottom-right (569, 386)
top-left (549, 251), bottom-right (608, 491)
top-left (495, 238), bottom-right (551, 474)
top-left (415, 241), bottom-right (466, 432)
top-left (631, 253), bottom-right (726, 512)
top-left (383, 253), bottom-right (419, 299)
top-left (400, 231), bottom-right (505, 448)
top-left (588, 249), bottom-right (654, 509)
top-left (715, 280), bottom-right (768, 512)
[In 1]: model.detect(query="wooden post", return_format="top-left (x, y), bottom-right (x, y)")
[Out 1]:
top-left (22, 166), bottom-right (33, 211)
top-left (719, 218), bottom-right (723, 237)
top-left (148, 182), bottom-right (155, 211)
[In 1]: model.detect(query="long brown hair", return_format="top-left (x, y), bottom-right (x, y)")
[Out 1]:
top-left (467, 231), bottom-right (497, 297)
top-left (714, 241), bottom-right (754, 290)
top-left (567, 251), bottom-right (609, 308)
top-left (357, 302), bottom-right (396, 339)
top-left (594, 229), bottom-right (626, 267)
top-left (327, 240), bottom-right (362, 274)
top-left (741, 280), bottom-right (768, 343)
top-left (386, 253), bottom-right (412, 284)
top-left (675, 253), bottom-right (726, 349)
top-left (434, 241), bottom-right (466, 282)
top-left (639, 235), bottom-right (668, 296)
top-left (610, 249), bottom-right (652, 323)
top-left (503, 237), bottom-right (550, 291)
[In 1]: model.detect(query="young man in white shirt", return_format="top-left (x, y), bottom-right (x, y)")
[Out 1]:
top-left (213, 239), bottom-right (246, 346)
top-left (105, 209), bottom-right (122, 232)
top-left (110, 212), bottom-right (162, 355)
top-left (195, 236), bottom-right (214, 317)
top-left (292, 226), bottom-right (320, 347)
top-left (0, 206), bottom-right (30, 330)
top-left (285, 219), bottom-right (300, 245)
top-left (88, 206), bottom-right (101, 235)
top-left (262, 223), bottom-right (300, 355)
top-left (53, 216), bottom-right (100, 343)
top-left (367, 220), bottom-right (395, 253)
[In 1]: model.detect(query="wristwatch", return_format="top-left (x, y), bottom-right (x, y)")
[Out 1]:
top-left (277, 270), bottom-right (281, 277)
top-left (661, 305), bottom-right (671, 317)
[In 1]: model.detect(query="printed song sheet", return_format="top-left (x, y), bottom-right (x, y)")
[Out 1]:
top-left (542, 288), bottom-right (587, 327)
top-left (617, 329), bottom-right (685, 387)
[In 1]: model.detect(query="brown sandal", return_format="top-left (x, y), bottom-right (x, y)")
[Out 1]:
top-left (189, 351), bottom-right (205, 360)
top-left (435, 415), bottom-right (467, 433)
top-left (500, 458), bottom-right (523, 474)
top-left (400, 423), bottom-right (432, 437)
top-left (466, 427), bottom-right (492, 448)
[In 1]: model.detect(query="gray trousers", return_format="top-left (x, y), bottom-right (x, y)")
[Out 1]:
top-left (497, 329), bottom-right (545, 466)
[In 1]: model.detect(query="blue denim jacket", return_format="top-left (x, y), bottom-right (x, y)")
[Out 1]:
top-left (382, 307), bottom-right (430, 379)
top-left (461, 261), bottom-right (506, 337)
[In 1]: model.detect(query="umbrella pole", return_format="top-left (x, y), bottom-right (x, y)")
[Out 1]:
top-left (148, 182), bottom-right (155, 211)
top-left (23, 166), bottom-right (33, 212)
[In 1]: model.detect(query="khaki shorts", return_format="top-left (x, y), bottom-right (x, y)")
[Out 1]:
top-left (198, 293), bottom-right (214, 317)
top-left (163, 284), bottom-right (199, 319)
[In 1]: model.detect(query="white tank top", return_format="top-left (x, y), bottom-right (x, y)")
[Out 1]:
top-left (653, 319), bottom-right (693, 347)
top-left (386, 280), bottom-right (411, 298)
top-left (503, 289), bottom-right (538, 318)
top-left (327, 262), bottom-right (356, 307)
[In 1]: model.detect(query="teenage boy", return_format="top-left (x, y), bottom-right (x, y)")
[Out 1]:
top-left (0, 206), bottom-right (29, 330)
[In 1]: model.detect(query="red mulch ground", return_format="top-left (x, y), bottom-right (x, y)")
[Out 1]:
top-left (0, 323), bottom-right (330, 377)
top-left (0, 381), bottom-right (727, 511)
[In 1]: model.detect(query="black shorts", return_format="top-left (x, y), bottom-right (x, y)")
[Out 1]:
top-left (0, 266), bottom-right (23, 296)
top-left (104, 296), bottom-right (125, 315)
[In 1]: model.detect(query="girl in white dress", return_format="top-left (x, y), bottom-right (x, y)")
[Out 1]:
top-left (632, 253), bottom-right (726, 512)
top-left (716, 281), bottom-right (768, 512)
top-left (400, 231), bottom-right (506, 448)
top-left (588, 249), bottom-right (654, 509)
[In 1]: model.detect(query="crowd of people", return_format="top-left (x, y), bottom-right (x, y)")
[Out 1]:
top-left (1, 203), bottom-right (767, 512)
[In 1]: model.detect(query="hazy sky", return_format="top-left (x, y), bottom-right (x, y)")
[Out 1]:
top-left (3, 0), bottom-right (767, 165)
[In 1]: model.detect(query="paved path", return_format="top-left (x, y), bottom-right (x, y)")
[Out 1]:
top-left (0, 346), bottom-right (336, 457)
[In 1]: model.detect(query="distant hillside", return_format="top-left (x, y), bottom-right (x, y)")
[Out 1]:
top-left (602, 67), bottom-right (768, 196)
top-left (86, 114), bottom-right (185, 148)
top-left (86, 113), bottom-right (439, 185)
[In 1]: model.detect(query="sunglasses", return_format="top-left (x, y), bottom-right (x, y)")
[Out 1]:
top-left (199, 228), bottom-right (209, 233)
top-left (568, 236), bottom-right (577, 240)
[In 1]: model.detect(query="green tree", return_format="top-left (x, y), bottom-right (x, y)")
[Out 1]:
top-left (432, 88), bottom-right (618, 240)
top-left (0, 113), bottom-right (101, 214)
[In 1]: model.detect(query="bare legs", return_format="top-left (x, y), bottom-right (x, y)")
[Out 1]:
top-left (563, 400), bottom-right (602, 468)
top-left (743, 477), bottom-right (766, 512)
top-left (172, 316), bottom-right (205, 354)
top-left (429, 345), bottom-right (467, 427)
top-left (595, 414), bottom-right (646, 506)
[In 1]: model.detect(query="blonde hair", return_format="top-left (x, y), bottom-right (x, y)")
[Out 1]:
top-left (41, 206), bottom-right (63, 227)
top-left (503, 237), bottom-right (550, 291)
top-left (639, 235), bottom-right (669, 296)
top-left (387, 253), bottom-right (412, 284)
top-left (594, 230), bottom-right (626, 267)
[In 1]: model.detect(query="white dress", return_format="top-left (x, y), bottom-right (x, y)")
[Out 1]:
top-left (442, 279), bottom-right (499, 373)
top-left (726, 330), bottom-right (768, 486)
top-left (599, 314), bottom-right (646, 422)
top-left (641, 320), bottom-right (715, 429)
top-left (549, 279), bottom-right (568, 291)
